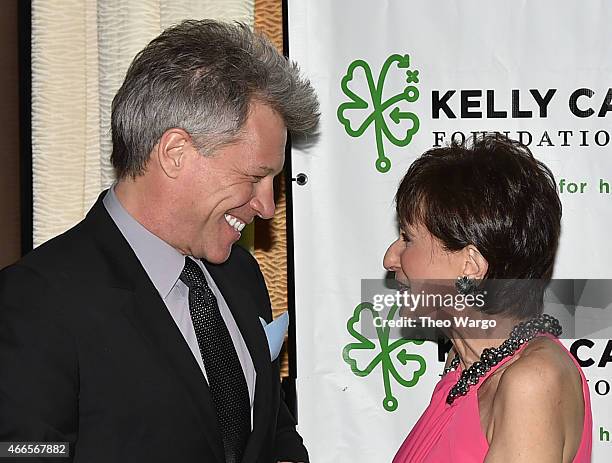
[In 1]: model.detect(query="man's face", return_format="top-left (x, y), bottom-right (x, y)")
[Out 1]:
top-left (175, 101), bottom-right (286, 263)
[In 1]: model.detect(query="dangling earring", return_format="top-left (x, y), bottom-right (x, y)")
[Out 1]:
top-left (455, 275), bottom-right (478, 295)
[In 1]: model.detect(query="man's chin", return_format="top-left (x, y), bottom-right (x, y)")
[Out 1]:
top-left (198, 245), bottom-right (233, 264)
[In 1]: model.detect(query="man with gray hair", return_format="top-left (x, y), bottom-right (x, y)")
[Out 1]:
top-left (0, 20), bottom-right (318, 463)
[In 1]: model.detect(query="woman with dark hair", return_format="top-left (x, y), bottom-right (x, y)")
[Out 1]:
top-left (384, 135), bottom-right (592, 462)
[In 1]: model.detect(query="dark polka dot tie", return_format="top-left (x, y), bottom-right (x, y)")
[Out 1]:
top-left (180, 257), bottom-right (250, 463)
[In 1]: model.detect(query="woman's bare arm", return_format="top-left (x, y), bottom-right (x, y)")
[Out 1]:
top-left (484, 356), bottom-right (569, 462)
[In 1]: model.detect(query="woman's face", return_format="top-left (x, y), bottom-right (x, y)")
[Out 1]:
top-left (383, 223), bottom-right (465, 289)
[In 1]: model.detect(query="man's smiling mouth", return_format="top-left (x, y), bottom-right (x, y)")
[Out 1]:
top-left (224, 213), bottom-right (246, 232)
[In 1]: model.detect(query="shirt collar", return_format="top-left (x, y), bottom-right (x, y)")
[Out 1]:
top-left (103, 184), bottom-right (185, 299)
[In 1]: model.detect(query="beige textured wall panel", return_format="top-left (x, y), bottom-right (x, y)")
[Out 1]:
top-left (254, 0), bottom-right (282, 49)
top-left (32, 0), bottom-right (92, 246)
top-left (96, 1), bottom-right (162, 190)
top-left (161, 0), bottom-right (254, 28)
top-left (254, 0), bottom-right (289, 377)
top-left (83, 1), bottom-right (101, 206)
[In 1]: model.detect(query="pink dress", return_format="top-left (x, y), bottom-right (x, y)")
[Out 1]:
top-left (393, 334), bottom-right (592, 462)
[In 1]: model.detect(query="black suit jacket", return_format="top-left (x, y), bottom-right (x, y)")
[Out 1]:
top-left (0, 194), bottom-right (308, 463)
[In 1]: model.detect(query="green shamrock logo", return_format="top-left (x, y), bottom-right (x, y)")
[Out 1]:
top-left (337, 54), bottom-right (420, 173)
top-left (342, 302), bottom-right (426, 412)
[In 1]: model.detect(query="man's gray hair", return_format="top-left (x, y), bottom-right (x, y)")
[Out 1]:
top-left (111, 19), bottom-right (319, 178)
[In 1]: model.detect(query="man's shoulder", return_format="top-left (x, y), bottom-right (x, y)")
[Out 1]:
top-left (2, 215), bottom-right (103, 290)
top-left (18, 220), bottom-right (90, 268)
top-left (0, 222), bottom-right (89, 316)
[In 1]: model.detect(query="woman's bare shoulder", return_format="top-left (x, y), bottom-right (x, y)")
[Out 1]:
top-left (496, 336), bottom-right (581, 400)
top-left (486, 337), bottom-right (585, 462)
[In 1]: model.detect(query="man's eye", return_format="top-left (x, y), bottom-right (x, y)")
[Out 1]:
top-left (401, 232), bottom-right (411, 244)
top-left (251, 175), bottom-right (265, 183)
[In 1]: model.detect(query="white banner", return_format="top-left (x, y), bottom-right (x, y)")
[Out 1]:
top-left (288, 1), bottom-right (612, 461)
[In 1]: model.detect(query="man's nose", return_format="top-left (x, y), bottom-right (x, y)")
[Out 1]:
top-left (383, 238), bottom-right (403, 272)
top-left (251, 180), bottom-right (276, 219)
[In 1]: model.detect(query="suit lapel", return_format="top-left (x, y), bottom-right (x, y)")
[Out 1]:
top-left (86, 195), bottom-right (225, 462)
top-left (205, 262), bottom-right (273, 463)
top-left (126, 277), bottom-right (225, 462)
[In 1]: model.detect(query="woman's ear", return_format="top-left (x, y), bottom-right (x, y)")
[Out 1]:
top-left (461, 245), bottom-right (488, 280)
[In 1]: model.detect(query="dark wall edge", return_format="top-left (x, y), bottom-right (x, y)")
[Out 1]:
top-left (281, 0), bottom-right (300, 421)
top-left (18, 0), bottom-right (32, 255)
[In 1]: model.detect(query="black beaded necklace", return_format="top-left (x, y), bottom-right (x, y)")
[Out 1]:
top-left (444, 313), bottom-right (562, 405)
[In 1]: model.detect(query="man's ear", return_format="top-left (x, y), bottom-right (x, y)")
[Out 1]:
top-left (156, 128), bottom-right (191, 178)
top-left (461, 245), bottom-right (488, 280)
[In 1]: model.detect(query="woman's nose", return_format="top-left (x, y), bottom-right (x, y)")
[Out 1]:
top-left (383, 238), bottom-right (403, 272)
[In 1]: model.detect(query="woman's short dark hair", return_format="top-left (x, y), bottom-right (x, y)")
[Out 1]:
top-left (396, 134), bottom-right (562, 318)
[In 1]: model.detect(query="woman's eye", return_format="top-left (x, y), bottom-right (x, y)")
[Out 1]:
top-left (401, 232), bottom-right (411, 244)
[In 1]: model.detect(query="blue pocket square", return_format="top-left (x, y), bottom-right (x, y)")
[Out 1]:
top-left (259, 312), bottom-right (289, 361)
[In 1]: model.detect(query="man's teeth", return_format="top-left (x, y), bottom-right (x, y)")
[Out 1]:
top-left (224, 214), bottom-right (246, 232)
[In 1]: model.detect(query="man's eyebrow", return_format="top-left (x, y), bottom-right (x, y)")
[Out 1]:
top-left (256, 165), bottom-right (275, 175)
